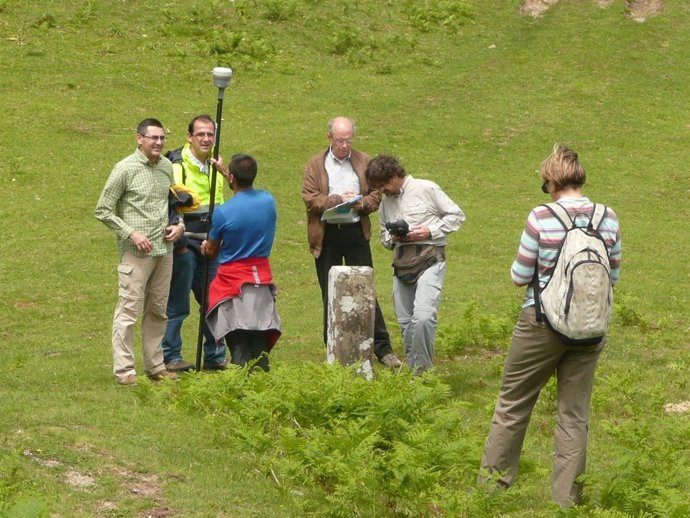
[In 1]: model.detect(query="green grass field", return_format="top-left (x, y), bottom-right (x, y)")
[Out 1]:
top-left (1, 0), bottom-right (689, 516)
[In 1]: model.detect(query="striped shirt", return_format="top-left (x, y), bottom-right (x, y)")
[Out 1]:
top-left (511, 195), bottom-right (622, 308)
top-left (95, 148), bottom-right (174, 258)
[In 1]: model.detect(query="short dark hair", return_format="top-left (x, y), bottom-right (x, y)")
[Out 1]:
top-left (137, 118), bottom-right (164, 135)
top-left (365, 154), bottom-right (406, 189)
top-left (229, 154), bottom-right (258, 187)
top-left (188, 114), bottom-right (215, 135)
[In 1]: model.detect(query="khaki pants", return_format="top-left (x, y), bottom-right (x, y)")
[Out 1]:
top-left (111, 251), bottom-right (172, 381)
top-left (479, 306), bottom-right (604, 506)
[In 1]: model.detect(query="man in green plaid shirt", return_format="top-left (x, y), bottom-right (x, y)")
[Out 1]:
top-left (95, 118), bottom-right (185, 386)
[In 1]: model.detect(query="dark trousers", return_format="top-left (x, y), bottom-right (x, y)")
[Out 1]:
top-left (314, 222), bottom-right (393, 360)
top-left (226, 329), bottom-right (270, 372)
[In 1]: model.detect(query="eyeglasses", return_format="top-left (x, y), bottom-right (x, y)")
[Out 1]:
top-left (193, 132), bottom-right (215, 139)
top-left (140, 134), bottom-right (166, 142)
top-left (541, 181), bottom-right (549, 194)
top-left (330, 135), bottom-right (353, 145)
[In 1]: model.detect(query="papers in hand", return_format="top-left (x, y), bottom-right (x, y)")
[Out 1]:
top-left (321, 195), bottom-right (362, 222)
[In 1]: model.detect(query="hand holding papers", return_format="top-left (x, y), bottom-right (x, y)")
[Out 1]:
top-left (321, 195), bottom-right (363, 222)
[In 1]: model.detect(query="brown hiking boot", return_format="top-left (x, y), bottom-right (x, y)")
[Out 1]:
top-left (147, 370), bottom-right (178, 382)
top-left (117, 374), bottom-right (138, 386)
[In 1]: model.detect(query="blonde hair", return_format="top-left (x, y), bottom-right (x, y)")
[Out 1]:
top-left (540, 144), bottom-right (586, 191)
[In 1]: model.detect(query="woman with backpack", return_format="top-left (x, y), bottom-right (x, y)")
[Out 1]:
top-left (478, 144), bottom-right (622, 507)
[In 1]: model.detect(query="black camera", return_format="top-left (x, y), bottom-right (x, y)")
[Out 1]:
top-left (385, 219), bottom-right (409, 238)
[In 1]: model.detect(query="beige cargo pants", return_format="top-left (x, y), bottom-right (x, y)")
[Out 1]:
top-left (479, 305), bottom-right (605, 506)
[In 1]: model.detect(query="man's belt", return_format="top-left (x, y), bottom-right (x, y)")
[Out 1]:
top-left (326, 221), bottom-right (360, 229)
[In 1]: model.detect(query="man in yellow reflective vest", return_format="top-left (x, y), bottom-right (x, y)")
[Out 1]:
top-left (162, 115), bottom-right (229, 371)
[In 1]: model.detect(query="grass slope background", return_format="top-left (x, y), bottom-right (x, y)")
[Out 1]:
top-left (1, 0), bottom-right (689, 516)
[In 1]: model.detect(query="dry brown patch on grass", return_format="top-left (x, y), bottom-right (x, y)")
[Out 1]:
top-left (625, 0), bottom-right (665, 22)
top-left (110, 466), bottom-right (164, 499)
top-left (479, 349), bottom-right (504, 360)
top-left (24, 448), bottom-right (178, 515)
top-left (15, 301), bottom-right (40, 309)
top-left (521, 0), bottom-right (664, 19)
top-left (66, 469), bottom-right (96, 488)
top-left (664, 401), bottom-right (690, 414)
top-left (97, 500), bottom-right (118, 513)
top-left (127, 473), bottom-right (162, 498)
top-left (70, 121), bottom-right (96, 134)
top-left (23, 450), bottom-right (61, 467)
top-left (520, 0), bottom-right (559, 17)
top-left (100, 467), bottom-right (177, 516)
top-left (23, 450), bottom-right (97, 488)
top-left (137, 507), bottom-right (178, 518)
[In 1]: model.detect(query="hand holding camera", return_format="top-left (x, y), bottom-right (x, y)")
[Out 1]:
top-left (385, 219), bottom-right (410, 239)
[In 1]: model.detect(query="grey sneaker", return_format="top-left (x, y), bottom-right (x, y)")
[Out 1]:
top-left (166, 359), bottom-right (195, 372)
top-left (380, 353), bottom-right (402, 369)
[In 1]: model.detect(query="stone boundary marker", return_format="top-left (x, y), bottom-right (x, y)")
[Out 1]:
top-left (326, 266), bottom-right (375, 379)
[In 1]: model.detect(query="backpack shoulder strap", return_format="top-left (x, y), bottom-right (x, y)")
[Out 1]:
top-left (590, 203), bottom-right (608, 231)
top-left (542, 202), bottom-right (573, 230)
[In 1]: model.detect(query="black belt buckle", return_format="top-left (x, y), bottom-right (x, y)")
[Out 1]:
top-left (332, 222), bottom-right (357, 230)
